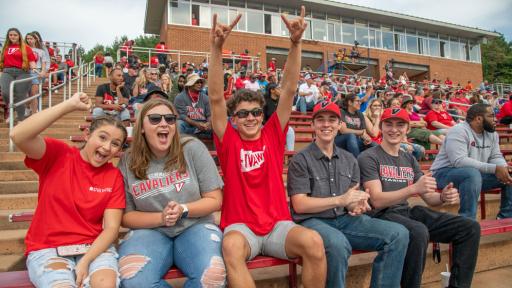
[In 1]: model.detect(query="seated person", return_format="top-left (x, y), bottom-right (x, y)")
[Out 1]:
top-left (424, 98), bottom-right (455, 134)
top-left (359, 107), bottom-right (480, 288)
top-left (402, 95), bottom-right (444, 146)
top-left (296, 74), bottom-right (320, 113)
top-left (174, 73), bottom-right (212, 137)
top-left (288, 101), bottom-right (408, 288)
top-left (449, 90), bottom-right (471, 117)
top-left (130, 88), bottom-right (169, 116)
top-left (431, 103), bottom-right (512, 219)
top-left (93, 68), bottom-right (131, 126)
top-left (497, 93), bottom-right (512, 125)
top-left (264, 83), bottom-right (295, 151)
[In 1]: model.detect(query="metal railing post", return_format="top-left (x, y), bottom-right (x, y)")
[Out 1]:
top-left (9, 82), bottom-right (15, 152)
top-left (38, 83), bottom-right (42, 112)
top-left (68, 69), bottom-right (72, 100)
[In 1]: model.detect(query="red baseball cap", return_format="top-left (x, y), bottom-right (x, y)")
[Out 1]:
top-left (381, 108), bottom-right (410, 123)
top-left (312, 101), bottom-right (341, 119)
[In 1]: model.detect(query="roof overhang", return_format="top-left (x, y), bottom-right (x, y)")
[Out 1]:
top-left (144, 0), bottom-right (167, 35)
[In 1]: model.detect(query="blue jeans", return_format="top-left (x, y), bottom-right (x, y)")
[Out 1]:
top-left (95, 64), bottom-right (103, 77)
top-left (296, 96), bottom-right (315, 113)
top-left (118, 223), bottom-right (226, 288)
top-left (334, 133), bottom-right (377, 158)
top-left (433, 167), bottom-right (512, 219)
top-left (286, 127), bottom-right (295, 151)
top-left (301, 215), bottom-right (408, 288)
top-left (92, 107), bottom-right (131, 122)
top-left (178, 119), bottom-right (212, 138)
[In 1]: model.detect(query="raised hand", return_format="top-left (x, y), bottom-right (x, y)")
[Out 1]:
top-left (69, 92), bottom-right (92, 111)
top-left (210, 13), bottom-right (241, 49)
top-left (281, 5), bottom-right (308, 44)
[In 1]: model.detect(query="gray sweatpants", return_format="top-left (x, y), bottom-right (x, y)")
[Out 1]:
top-left (0, 67), bottom-right (32, 121)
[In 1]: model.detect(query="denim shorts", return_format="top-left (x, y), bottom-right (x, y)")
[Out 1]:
top-left (27, 246), bottom-right (120, 288)
top-left (30, 71), bottom-right (40, 85)
top-left (224, 220), bottom-right (297, 260)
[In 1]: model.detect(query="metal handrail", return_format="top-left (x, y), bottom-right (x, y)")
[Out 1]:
top-left (47, 68), bottom-right (68, 108)
top-left (67, 65), bottom-right (81, 100)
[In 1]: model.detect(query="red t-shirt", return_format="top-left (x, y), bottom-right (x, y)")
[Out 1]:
top-left (49, 63), bottom-right (59, 72)
top-left (449, 97), bottom-right (470, 112)
top-left (47, 47), bottom-right (55, 57)
top-left (497, 100), bottom-right (512, 120)
top-left (424, 110), bottom-right (454, 130)
top-left (240, 53), bottom-right (248, 66)
top-left (24, 138), bottom-right (125, 255)
top-left (155, 43), bottom-right (166, 52)
top-left (66, 59), bottom-right (75, 68)
top-left (150, 56), bottom-right (159, 66)
top-left (235, 76), bottom-right (247, 90)
top-left (94, 55), bottom-right (104, 64)
top-left (268, 61), bottom-right (276, 72)
top-left (2, 44), bottom-right (36, 69)
top-left (214, 114), bottom-right (291, 235)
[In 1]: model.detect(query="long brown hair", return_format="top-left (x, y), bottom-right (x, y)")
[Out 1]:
top-left (129, 99), bottom-right (190, 179)
top-left (0, 28), bottom-right (29, 71)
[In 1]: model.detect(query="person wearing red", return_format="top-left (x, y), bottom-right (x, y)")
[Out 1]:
top-left (10, 92), bottom-right (127, 288)
top-left (155, 41), bottom-right (167, 65)
top-left (268, 57), bottom-right (277, 72)
top-left (497, 94), bottom-right (512, 124)
top-left (209, 7), bottom-right (327, 288)
top-left (0, 28), bottom-right (37, 122)
top-left (424, 98), bottom-right (455, 134)
top-left (223, 69), bottom-right (234, 99)
top-left (239, 49), bottom-right (249, 70)
top-left (150, 55), bottom-right (159, 68)
top-left (449, 90), bottom-right (471, 117)
top-left (45, 42), bottom-right (54, 57)
top-left (444, 77), bottom-right (453, 87)
top-left (94, 51), bottom-right (104, 77)
top-left (234, 69), bottom-right (247, 90)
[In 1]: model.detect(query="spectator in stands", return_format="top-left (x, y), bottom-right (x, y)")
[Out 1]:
top-left (25, 32), bottom-right (47, 117)
top-left (174, 73), bottom-right (212, 137)
top-left (146, 68), bottom-right (161, 89)
top-left (257, 73), bottom-right (268, 92)
top-left (169, 74), bottom-right (186, 103)
top-left (449, 90), bottom-right (471, 117)
top-left (0, 28), bottom-right (36, 122)
top-left (243, 73), bottom-right (260, 91)
top-left (479, 80), bottom-right (489, 92)
top-left (55, 54), bottom-right (66, 82)
top-left (65, 54), bottom-right (75, 70)
top-left (264, 83), bottom-right (295, 151)
top-left (364, 98), bottom-right (383, 143)
top-left (319, 80), bottom-right (333, 102)
top-left (335, 93), bottom-right (377, 157)
top-left (123, 64), bottom-right (138, 96)
top-left (239, 49), bottom-right (249, 70)
top-left (160, 73), bottom-right (172, 95)
top-left (93, 51), bottom-right (104, 77)
top-left (297, 74), bottom-right (320, 113)
top-left (402, 95), bottom-right (444, 146)
top-left (155, 41), bottom-right (167, 65)
top-left (234, 70), bottom-right (247, 90)
top-left (132, 67), bottom-right (149, 97)
top-left (359, 107), bottom-right (480, 288)
top-left (31, 32), bottom-right (50, 76)
top-left (288, 101), bottom-right (408, 287)
top-left (432, 103), bottom-right (512, 219)
top-left (11, 92), bottom-right (126, 288)
top-left (444, 77), bottom-right (453, 87)
top-left (223, 70), bottom-right (234, 99)
top-left (44, 41), bottom-right (54, 57)
top-left (424, 98), bottom-right (455, 134)
top-left (103, 52), bottom-right (114, 76)
top-left (497, 94), bottom-right (512, 125)
top-left (209, 8), bottom-right (327, 287)
top-left (93, 68), bottom-right (131, 126)
top-left (49, 56), bottom-right (59, 85)
top-left (465, 80), bottom-right (474, 91)
top-left (268, 57), bottom-right (277, 72)
top-left (117, 99), bottom-right (225, 287)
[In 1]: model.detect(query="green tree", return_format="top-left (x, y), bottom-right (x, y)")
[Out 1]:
top-left (481, 34), bottom-right (512, 84)
top-left (83, 35), bottom-right (159, 63)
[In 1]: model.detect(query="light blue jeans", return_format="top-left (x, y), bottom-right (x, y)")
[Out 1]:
top-left (286, 127), bottom-right (295, 151)
top-left (301, 214), bottom-right (409, 288)
top-left (177, 119), bottom-right (212, 138)
top-left (433, 167), bottom-right (512, 219)
top-left (296, 96), bottom-right (315, 113)
top-left (118, 223), bottom-right (226, 288)
top-left (92, 107), bottom-right (131, 122)
top-left (27, 246), bottom-right (119, 288)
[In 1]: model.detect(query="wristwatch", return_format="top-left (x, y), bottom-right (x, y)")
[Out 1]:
top-left (180, 204), bottom-right (189, 219)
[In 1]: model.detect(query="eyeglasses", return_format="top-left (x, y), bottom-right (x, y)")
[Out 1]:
top-left (150, 73), bottom-right (158, 75)
top-left (147, 114), bottom-right (177, 125)
top-left (233, 108), bottom-right (263, 118)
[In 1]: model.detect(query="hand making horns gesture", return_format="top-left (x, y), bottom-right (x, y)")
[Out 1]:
top-left (281, 5), bottom-right (308, 44)
top-left (210, 12), bottom-right (241, 48)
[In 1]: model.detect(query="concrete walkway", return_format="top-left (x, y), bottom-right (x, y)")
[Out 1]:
top-left (422, 265), bottom-right (512, 288)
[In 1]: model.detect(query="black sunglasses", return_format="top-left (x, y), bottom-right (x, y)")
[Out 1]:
top-left (233, 108), bottom-right (263, 118)
top-left (147, 114), bottom-right (177, 125)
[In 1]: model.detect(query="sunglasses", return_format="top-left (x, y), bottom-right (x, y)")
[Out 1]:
top-left (147, 114), bottom-right (177, 125)
top-left (233, 108), bottom-right (263, 118)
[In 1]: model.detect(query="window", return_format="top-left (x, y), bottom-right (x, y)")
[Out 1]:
top-left (229, 0), bottom-right (245, 8)
top-left (312, 19), bottom-right (327, 41)
top-left (211, 6), bottom-right (228, 25)
top-left (450, 38), bottom-right (461, 60)
top-left (191, 4), bottom-right (200, 26)
top-left (342, 21), bottom-right (355, 44)
top-left (229, 9), bottom-right (245, 31)
top-left (246, 2), bottom-right (262, 10)
top-left (418, 38), bottom-right (428, 55)
top-left (246, 10), bottom-right (263, 33)
top-left (382, 26), bottom-right (393, 50)
top-left (271, 15), bottom-right (281, 36)
top-left (264, 4), bottom-right (279, 13)
top-left (355, 22), bottom-right (368, 46)
top-left (469, 42), bottom-right (480, 62)
top-left (429, 37), bottom-right (440, 57)
top-left (211, 0), bottom-right (227, 5)
top-left (394, 33), bottom-right (406, 51)
top-left (406, 35), bottom-right (418, 54)
top-left (327, 22), bottom-right (341, 43)
top-left (439, 35), bottom-right (449, 58)
top-left (304, 19), bottom-right (312, 39)
top-left (170, 1), bottom-right (191, 25)
top-left (264, 14), bottom-right (271, 34)
top-left (199, 5), bottom-right (211, 27)
top-left (369, 29), bottom-right (381, 48)
top-left (462, 40), bottom-right (470, 61)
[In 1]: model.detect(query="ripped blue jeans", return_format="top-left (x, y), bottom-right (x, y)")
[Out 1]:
top-left (118, 223), bottom-right (226, 288)
top-left (27, 246), bottom-right (119, 288)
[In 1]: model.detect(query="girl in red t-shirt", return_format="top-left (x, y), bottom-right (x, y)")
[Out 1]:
top-left (10, 92), bottom-right (127, 287)
top-left (25, 33), bottom-right (47, 117)
top-left (94, 51), bottom-right (105, 77)
top-left (0, 28), bottom-right (36, 122)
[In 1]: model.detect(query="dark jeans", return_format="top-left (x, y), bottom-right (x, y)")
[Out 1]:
top-left (499, 116), bottom-right (512, 125)
top-left (334, 133), bottom-right (377, 158)
top-left (157, 53), bottom-right (167, 65)
top-left (374, 205), bottom-right (480, 288)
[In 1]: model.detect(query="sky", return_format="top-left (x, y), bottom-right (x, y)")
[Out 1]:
top-left (0, 0), bottom-right (510, 51)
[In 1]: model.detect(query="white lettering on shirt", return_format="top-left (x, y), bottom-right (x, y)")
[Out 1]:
top-left (240, 146), bottom-right (265, 172)
top-left (89, 186), bottom-right (113, 193)
top-left (379, 165), bottom-right (415, 185)
top-left (7, 48), bottom-right (19, 55)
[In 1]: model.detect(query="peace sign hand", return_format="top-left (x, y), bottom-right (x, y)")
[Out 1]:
top-left (210, 13), bottom-right (241, 48)
top-left (281, 6), bottom-right (308, 44)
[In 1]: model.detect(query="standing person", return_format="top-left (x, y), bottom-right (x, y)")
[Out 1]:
top-left (209, 7), bottom-right (327, 288)
top-left (287, 101), bottom-right (409, 288)
top-left (431, 103), bottom-right (512, 219)
top-left (25, 32), bottom-right (47, 116)
top-left (0, 28), bottom-right (36, 122)
top-left (358, 108), bottom-right (480, 288)
top-left (103, 52), bottom-right (114, 76)
top-left (117, 99), bottom-right (226, 287)
top-left (155, 41), bottom-right (167, 65)
top-left (223, 70), bottom-right (234, 100)
top-left (10, 92), bottom-right (127, 288)
top-left (94, 51), bottom-right (104, 77)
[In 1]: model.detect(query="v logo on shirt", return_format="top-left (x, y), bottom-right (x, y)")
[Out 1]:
top-left (240, 146), bottom-right (265, 172)
top-left (7, 48), bottom-right (19, 55)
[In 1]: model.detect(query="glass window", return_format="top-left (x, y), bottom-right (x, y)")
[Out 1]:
top-left (382, 26), bottom-right (393, 50)
top-left (229, 9), bottom-right (245, 31)
top-left (355, 24), bottom-right (368, 46)
top-left (280, 6), bottom-right (296, 15)
top-left (246, 10), bottom-right (263, 33)
top-left (229, 0), bottom-right (245, 8)
top-left (304, 19), bottom-right (312, 39)
top-left (211, 0), bottom-right (227, 5)
top-left (328, 23), bottom-right (335, 42)
top-left (194, 0), bottom-right (209, 3)
top-left (312, 19), bottom-right (327, 41)
top-left (462, 40), bottom-right (470, 61)
top-left (450, 38), bottom-right (461, 60)
top-left (199, 5), bottom-right (211, 28)
top-left (312, 11), bottom-right (325, 19)
top-left (407, 35), bottom-right (418, 53)
top-left (247, 2), bottom-right (262, 10)
top-left (394, 33), bottom-right (405, 51)
top-left (264, 4), bottom-right (279, 13)
top-left (170, 1), bottom-right (191, 25)
top-left (191, 4), bottom-right (200, 26)
top-left (418, 37), bottom-right (428, 55)
top-left (470, 43), bottom-right (481, 63)
top-left (264, 14), bottom-right (271, 34)
top-left (327, 14), bottom-right (339, 21)
top-left (439, 35), bottom-right (449, 58)
top-left (429, 37), bottom-right (440, 57)
top-left (212, 6), bottom-right (228, 25)
top-left (271, 15), bottom-right (281, 36)
top-left (342, 23), bottom-right (355, 44)
top-left (369, 29), bottom-right (376, 47)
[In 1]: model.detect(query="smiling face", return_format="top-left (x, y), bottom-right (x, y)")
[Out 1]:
top-left (25, 34), bottom-right (36, 47)
top-left (142, 104), bottom-right (176, 159)
top-left (81, 125), bottom-right (125, 167)
top-left (381, 119), bottom-right (408, 145)
top-left (232, 101), bottom-right (264, 141)
top-left (312, 112), bottom-right (341, 145)
top-left (8, 30), bottom-right (20, 44)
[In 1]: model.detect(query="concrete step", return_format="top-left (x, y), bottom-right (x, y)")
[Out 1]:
top-left (0, 181), bottom-right (38, 194)
top-left (0, 194), bottom-right (38, 210)
top-left (0, 170), bottom-right (37, 182)
top-left (423, 265), bottom-right (512, 288)
top-left (0, 152), bottom-right (24, 161)
top-left (0, 229), bottom-right (27, 255)
top-left (0, 254), bottom-right (26, 272)
top-left (0, 209), bottom-right (33, 230)
top-left (0, 160), bottom-right (27, 170)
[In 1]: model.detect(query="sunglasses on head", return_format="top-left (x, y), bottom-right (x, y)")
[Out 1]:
top-left (147, 114), bottom-right (177, 125)
top-left (233, 108), bottom-right (263, 118)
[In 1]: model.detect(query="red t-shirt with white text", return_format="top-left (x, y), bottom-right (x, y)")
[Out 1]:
top-left (424, 110), bottom-right (454, 130)
top-left (214, 114), bottom-right (291, 235)
top-left (24, 138), bottom-right (125, 255)
top-left (2, 44), bottom-right (36, 69)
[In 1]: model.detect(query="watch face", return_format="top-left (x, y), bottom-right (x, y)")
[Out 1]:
top-left (182, 210), bottom-right (189, 219)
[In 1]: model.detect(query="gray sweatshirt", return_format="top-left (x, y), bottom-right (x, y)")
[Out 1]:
top-left (430, 121), bottom-right (506, 173)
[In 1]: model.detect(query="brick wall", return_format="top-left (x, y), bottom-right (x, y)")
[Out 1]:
top-left (164, 24), bottom-right (483, 85)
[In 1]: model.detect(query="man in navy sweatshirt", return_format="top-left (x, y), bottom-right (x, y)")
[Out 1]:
top-left (431, 103), bottom-right (512, 219)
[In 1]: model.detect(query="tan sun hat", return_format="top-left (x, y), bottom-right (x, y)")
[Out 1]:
top-left (185, 73), bottom-right (204, 86)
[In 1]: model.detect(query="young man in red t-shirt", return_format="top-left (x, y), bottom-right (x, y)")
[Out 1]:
top-left (424, 98), bottom-right (455, 134)
top-left (155, 41), bottom-right (167, 65)
top-left (209, 7), bottom-right (326, 287)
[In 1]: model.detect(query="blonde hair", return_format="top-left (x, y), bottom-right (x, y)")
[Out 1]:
top-left (0, 28), bottom-right (29, 71)
top-left (135, 68), bottom-right (148, 88)
top-left (128, 99), bottom-right (191, 179)
top-left (364, 98), bottom-right (384, 124)
top-left (161, 74), bottom-right (172, 93)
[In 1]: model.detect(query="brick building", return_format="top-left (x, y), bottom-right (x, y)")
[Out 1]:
top-left (144, 0), bottom-right (498, 84)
